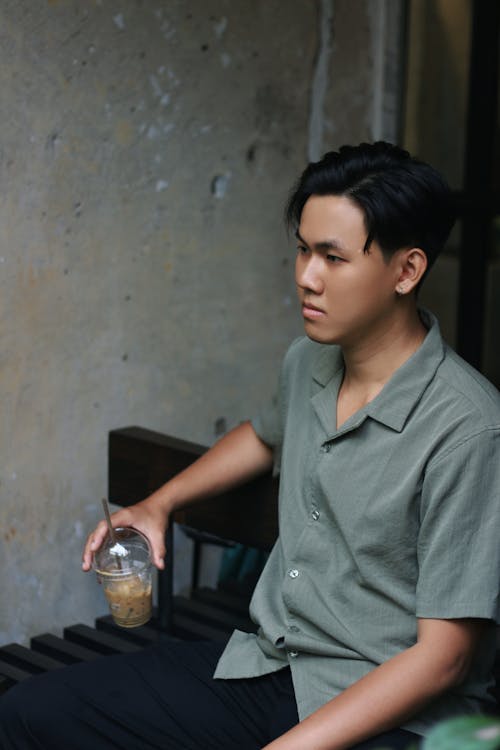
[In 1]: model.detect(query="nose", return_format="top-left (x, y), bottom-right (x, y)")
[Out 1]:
top-left (295, 252), bottom-right (324, 294)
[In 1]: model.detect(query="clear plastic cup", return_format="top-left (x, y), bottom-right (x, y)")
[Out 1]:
top-left (92, 527), bottom-right (153, 628)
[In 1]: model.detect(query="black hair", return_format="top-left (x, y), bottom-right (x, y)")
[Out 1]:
top-left (286, 141), bottom-right (457, 273)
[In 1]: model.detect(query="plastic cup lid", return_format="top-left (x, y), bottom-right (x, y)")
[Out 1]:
top-left (92, 527), bottom-right (152, 577)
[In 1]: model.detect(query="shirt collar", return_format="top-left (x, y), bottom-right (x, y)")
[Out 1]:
top-left (311, 310), bottom-right (446, 435)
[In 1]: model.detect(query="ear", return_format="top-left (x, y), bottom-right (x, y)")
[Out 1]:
top-left (394, 247), bottom-right (428, 295)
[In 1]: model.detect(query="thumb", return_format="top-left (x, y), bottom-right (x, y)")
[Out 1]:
top-left (148, 529), bottom-right (167, 570)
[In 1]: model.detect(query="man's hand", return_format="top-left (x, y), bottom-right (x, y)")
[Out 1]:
top-left (82, 493), bottom-right (170, 571)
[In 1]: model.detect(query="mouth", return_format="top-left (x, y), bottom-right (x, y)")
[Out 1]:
top-left (301, 302), bottom-right (325, 320)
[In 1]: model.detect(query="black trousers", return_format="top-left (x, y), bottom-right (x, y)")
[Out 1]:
top-left (0, 639), bottom-right (419, 749)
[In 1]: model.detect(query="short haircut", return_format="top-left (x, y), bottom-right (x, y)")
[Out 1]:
top-left (285, 141), bottom-right (457, 273)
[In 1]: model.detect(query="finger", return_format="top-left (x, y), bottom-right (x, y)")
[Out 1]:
top-left (82, 536), bottom-right (98, 570)
top-left (81, 521), bottom-right (108, 570)
top-left (147, 530), bottom-right (167, 570)
top-left (151, 544), bottom-right (166, 570)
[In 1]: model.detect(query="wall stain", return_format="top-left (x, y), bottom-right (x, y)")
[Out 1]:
top-left (246, 142), bottom-right (257, 163)
top-left (115, 120), bottom-right (134, 147)
top-left (214, 417), bottom-right (227, 436)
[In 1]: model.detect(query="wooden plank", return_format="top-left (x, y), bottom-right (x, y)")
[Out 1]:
top-left (108, 427), bottom-right (206, 507)
top-left (0, 659), bottom-right (32, 684)
top-left (173, 476), bottom-right (279, 550)
top-left (169, 613), bottom-right (233, 643)
top-left (31, 633), bottom-right (102, 664)
top-left (0, 643), bottom-right (64, 674)
top-left (63, 624), bottom-right (142, 655)
top-left (97, 608), bottom-right (227, 645)
top-left (0, 674), bottom-right (12, 695)
top-left (172, 595), bottom-right (255, 634)
top-left (191, 586), bottom-right (253, 618)
top-left (95, 615), bottom-right (166, 645)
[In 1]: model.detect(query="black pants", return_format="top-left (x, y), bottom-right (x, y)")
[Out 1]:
top-left (0, 640), bottom-right (419, 749)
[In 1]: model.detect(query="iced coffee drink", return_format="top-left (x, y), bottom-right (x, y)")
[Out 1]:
top-left (101, 573), bottom-right (152, 627)
top-left (93, 528), bottom-right (153, 628)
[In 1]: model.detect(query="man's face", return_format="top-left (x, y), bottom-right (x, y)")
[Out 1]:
top-left (295, 194), bottom-right (404, 348)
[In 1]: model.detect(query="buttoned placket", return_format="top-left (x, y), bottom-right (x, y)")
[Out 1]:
top-left (282, 435), bottom-right (336, 663)
top-left (286, 622), bottom-right (300, 659)
top-left (310, 441), bottom-right (332, 521)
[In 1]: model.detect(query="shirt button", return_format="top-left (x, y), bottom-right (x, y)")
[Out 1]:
top-left (311, 509), bottom-right (320, 521)
top-left (288, 651), bottom-right (299, 658)
top-left (320, 444), bottom-right (331, 453)
top-left (289, 625), bottom-right (300, 632)
top-left (288, 569), bottom-right (299, 579)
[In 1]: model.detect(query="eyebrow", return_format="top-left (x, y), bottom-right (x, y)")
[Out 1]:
top-left (295, 229), bottom-right (349, 254)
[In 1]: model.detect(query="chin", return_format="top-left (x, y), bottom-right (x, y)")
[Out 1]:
top-left (304, 326), bottom-right (340, 346)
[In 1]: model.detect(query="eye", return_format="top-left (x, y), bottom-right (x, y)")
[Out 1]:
top-left (326, 254), bottom-right (343, 263)
top-left (296, 244), bottom-right (309, 256)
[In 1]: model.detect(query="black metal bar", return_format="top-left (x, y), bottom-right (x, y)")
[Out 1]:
top-left (457, 0), bottom-right (500, 367)
top-left (157, 524), bottom-right (174, 632)
top-left (191, 539), bottom-right (202, 592)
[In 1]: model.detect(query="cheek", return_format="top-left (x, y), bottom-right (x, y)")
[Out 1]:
top-left (328, 268), bottom-right (389, 309)
top-left (355, 273), bottom-right (397, 312)
top-left (294, 256), bottom-right (300, 282)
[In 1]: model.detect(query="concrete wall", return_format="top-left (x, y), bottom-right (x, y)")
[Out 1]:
top-left (0, 0), bottom-right (403, 645)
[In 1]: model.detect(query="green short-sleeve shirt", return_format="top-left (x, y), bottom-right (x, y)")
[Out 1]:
top-left (214, 311), bottom-right (500, 736)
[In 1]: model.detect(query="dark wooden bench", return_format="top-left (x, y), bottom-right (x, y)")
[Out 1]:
top-left (107, 426), bottom-right (279, 639)
top-left (1, 425), bottom-right (498, 714)
top-left (0, 426), bottom-right (278, 693)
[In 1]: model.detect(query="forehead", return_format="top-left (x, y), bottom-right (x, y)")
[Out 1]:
top-left (298, 194), bottom-right (367, 244)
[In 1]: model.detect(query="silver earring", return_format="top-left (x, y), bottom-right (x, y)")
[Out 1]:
top-left (396, 286), bottom-right (404, 296)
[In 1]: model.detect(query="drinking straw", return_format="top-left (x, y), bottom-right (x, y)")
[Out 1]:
top-left (102, 497), bottom-right (116, 542)
top-left (101, 497), bottom-right (122, 570)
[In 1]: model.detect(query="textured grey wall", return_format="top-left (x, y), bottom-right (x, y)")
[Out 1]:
top-left (0, 0), bottom-right (403, 644)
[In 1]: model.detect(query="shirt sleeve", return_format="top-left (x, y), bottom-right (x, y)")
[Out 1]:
top-left (416, 427), bottom-right (500, 623)
top-left (251, 337), bottom-right (304, 450)
top-left (251, 370), bottom-right (285, 450)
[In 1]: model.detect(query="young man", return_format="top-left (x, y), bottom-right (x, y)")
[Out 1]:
top-left (1, 142), bottom-right (499, 750)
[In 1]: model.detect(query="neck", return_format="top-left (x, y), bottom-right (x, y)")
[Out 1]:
top-left (341, 305), bottom-right (427, 394)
